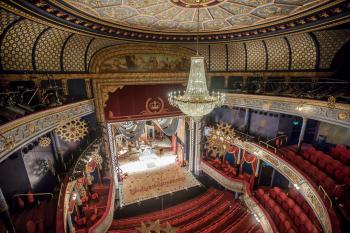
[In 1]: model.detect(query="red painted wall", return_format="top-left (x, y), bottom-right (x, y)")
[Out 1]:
top-left (105, 84), bottom-right (182, 122)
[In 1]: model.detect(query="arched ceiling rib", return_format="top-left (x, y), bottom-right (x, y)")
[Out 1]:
top-left (0, 8), bottom-right (349, 74)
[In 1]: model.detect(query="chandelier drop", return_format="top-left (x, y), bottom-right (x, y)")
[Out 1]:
top-left (168, 1), bottom-right (224, 122)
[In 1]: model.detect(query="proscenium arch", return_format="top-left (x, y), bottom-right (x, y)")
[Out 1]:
top-left (89, 44), bottom-right (196, 73)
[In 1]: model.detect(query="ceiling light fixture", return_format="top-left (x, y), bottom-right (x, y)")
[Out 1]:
top-left (168, 0), bottom-right (224, 122)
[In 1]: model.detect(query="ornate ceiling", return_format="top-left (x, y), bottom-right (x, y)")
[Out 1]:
top-left (3, 0), bottom-right (349, 42)
top-left (62, 0), bottom-right (328, 33)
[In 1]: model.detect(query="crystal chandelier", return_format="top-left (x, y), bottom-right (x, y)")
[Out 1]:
top-left (168, 1), bottom-right (224, 122)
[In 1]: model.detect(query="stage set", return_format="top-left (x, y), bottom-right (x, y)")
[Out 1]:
top-left (109, 117), bottom-right (199, 207)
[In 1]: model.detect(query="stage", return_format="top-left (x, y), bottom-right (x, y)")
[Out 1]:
top-left (116, 148), bottom-right (200, 206)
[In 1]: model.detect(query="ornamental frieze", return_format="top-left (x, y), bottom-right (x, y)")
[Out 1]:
top-left (0, 100), bottom-right (95, 161)
top-left (225, 94), bottom-right (350, 128)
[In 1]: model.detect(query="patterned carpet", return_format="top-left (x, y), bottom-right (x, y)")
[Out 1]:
top-left (120, 164), bottom-right (200, 206)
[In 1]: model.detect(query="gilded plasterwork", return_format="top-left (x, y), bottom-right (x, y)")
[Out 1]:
top-left (264, 37), bottom-right (290, 70)
top-left (62, 0), bottom-right (327, 33)
top-left (246, 40), bottom-right (266, 71)
top-left (314, 29), bottom-right (350, 69)
top-left (35, 28), bottom-right (71, 71)
top-left (63, 34), bottom-right (92, 72)
top-left (1, 19), bottom-right (47, 70)
top-left (227, 42), bottom-right (246, 71)
top-left (209, 44), bottom-right (227, 71)
top-left (287, 33), bottom-right (317, 69)
top-left (0, 8), bottom-right (20, 35)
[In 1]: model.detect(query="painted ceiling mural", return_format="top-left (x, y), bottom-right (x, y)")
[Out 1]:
top-left (63, 0), bottom-right (328, 32)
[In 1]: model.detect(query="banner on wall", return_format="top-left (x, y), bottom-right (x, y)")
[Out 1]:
top-left (105, 84), bottom-right (182, 121)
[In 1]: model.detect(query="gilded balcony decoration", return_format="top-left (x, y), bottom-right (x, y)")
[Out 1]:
top-left (0, 100), bottom-right (95, 161)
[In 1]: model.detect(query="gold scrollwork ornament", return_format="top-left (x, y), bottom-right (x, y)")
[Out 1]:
top-left (38, 136), bottom-right (51, 148)
top-left (55, 119), bottom-right (88, 142)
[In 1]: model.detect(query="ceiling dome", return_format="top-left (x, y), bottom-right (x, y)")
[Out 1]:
top-left (63, 0), bottom-right (328, 33)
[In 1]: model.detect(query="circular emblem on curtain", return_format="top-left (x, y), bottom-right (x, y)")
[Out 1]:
top-left (145, 97), bottom-right (164, 114)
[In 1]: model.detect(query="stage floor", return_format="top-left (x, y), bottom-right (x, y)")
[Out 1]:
top-left (117, 150), bottom-right (200, 206)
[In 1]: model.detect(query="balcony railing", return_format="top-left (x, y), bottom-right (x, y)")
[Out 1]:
top-left (223, 93), bottom-right (350, 128)
top-left (0, 99), bottom-right (95, 162)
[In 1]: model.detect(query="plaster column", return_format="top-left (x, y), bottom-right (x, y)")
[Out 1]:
top-left (255, 159), bottom-right (260, 177)
top-left (243, 108), bottom-right (250, 133)
top-left (297, 117), bottom-right (308, 152)
top-left (188, 119), bottom-right (195, 173)
top-left (237, 147), bottom-right (242, 165)
top-left (194, 121), bottom-right (202, 176)
top-left (84, 79), bottom-right (92, 99)
top-left (51, 131), bottom-right (66, 171)
top-left (61, 79), bottom-right (69, 96)
top-left (224, 76), bottom-right (229, 89)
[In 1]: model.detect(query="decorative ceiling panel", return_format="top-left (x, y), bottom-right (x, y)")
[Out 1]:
top-left (63, 0), bottom-right (328, 33)
top-left (246, 40), bottom-right (266, 71)
top-left (313, 30), bottom-right (350, 69)
top-left (227, 42), bottom-right (246, 71)
top-left (264, 37), bottom-right (290, 70)
top-left (63, 34), bottom-right (92, 72)
top-left (210, 44), bottom-right (227, 71)
top-left (287, 33), bottom-right (316, 70)
top-left (1, 19), bottom-right (47, 71)
top-left (35, 28), bottom-right (71, 71)
top-left (0, 9), bottom-right (20, 35)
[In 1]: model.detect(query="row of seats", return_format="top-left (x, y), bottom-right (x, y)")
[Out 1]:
top-left (300, 146), bottom-right (350, 185)
top-left (288, 188), bottom-right (321, 229)
top-left (330, 144), bottom-right (350, 166)
top-left (111, 188), bottom-right (219, 228)
top-left (281, 148), bottom-right (348, 201)
top-left (256, 187), bottom-right (318, 233)
top-left (109, 189), bottom-right (263, 233)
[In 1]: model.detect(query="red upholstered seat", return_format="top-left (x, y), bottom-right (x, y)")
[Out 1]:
top-left (288, 189), bottom-right (299, 200)
top-left (267, 199), bottom-right (275, 208)
top-left (323, 177), bottom-right (336, 195)
top-left (301, 151), bottom-right (310, 160)
top-left (283, 220), bottom-right (292, 231)
top-left (307, 165), bottom-right (319, 179)
top-left (334, 170), bottom-right (346, 183)
top-left (325, 163), bottom-right (337, 176)
top-left (273, 205), bottom-right (282, 216)
top-left (309, 153), bottom-right (320, 164)
top-left (278, 212), bottom-right (287, 223)
top-left (289, 205), bottom-right (301, 219)
top-left (287, 229), bottom-right (296, 233)
top-left (344, 176), bottom-right (350, 186)
top-left (257, 188), bottom-right (264, 196)
top-left (26, 220), bottom-right (36, 233)
top-left (315, 171), bottom-right (327, 185)
top-left (317, 158), bottom-right (329, 170)
top-left (295, 212), bottom-right (307, 226)
top-left (273, 186), bottom-right (282, 193)
top-left (286, 198), bottom-right (295, 210)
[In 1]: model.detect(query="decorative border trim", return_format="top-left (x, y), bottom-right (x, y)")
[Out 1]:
top-left (200, 161), bottom-right (245, 193)
top-left (0, 99), bottom-right (95, 161)
top-left (224, 93), bottom-right (350, 128)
